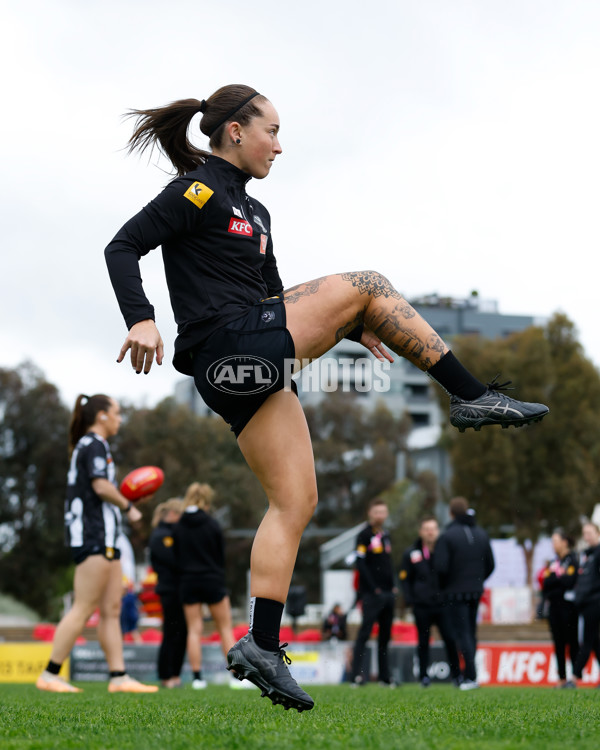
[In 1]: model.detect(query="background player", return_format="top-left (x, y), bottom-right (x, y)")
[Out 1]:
top-left (36, 394), bottom-right (157, 694)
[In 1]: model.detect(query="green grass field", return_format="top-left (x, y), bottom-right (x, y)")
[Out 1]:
top-left (2, 683), bottom-right (599, 750)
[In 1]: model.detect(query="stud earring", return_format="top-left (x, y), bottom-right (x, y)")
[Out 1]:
top-left (235, 138), bottom-right (241, 144)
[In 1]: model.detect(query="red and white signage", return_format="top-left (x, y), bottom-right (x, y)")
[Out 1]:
top-left (476, 643), bottom-right (599, 687)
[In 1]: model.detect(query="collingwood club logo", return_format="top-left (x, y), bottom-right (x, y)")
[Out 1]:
top-left (253, 215), bottom-right (267, 233)
top-left (207, 355), bottom-right (278, 395)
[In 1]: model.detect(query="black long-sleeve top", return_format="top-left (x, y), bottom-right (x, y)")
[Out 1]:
top-left (105, 155), bottom-right (283, 375)
top-left (173, 507), bottom-right (226, 585)
top-left (574, 544), bottom-right (600, 609)
top-left (434, 514), bottom-right (495, 598)
top-left (148, 520), bottom-right (179, 596)
top-left (541, 551), bottom-right (578, 604)
top-left (354, 524), bottom-right (395, 594)
top-left (399, 538), bottom-right (442, 607)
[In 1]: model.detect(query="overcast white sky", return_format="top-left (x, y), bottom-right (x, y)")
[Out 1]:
top-left (2, 0), bottom-right (599, 408)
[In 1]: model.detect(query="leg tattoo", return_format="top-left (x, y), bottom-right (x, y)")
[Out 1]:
top-left (340, 271), bottom-right (403, 300)
top-left (340, 271), bottom-right (447, 369)
top-left (335, 311), bottom-right (364, 344)
top-left (284, 277), bottom-right (328, 304)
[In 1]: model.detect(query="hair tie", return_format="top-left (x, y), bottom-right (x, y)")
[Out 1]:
top-left (80, 395), bottom-right (89, 405)
top-left (207, 91), bottom-right (260, 138)
top-left (199, 99), bottom-right (207, 114)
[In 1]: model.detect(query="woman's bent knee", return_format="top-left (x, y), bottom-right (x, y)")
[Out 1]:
top-left (339, 270), bottom-right (398, 299)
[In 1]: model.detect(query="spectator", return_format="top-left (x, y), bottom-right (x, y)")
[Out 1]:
top-left (350, 498), bottom-right (397, 687)
top-left (541, 528), bottom-right (579, 688)
top-left (149, 498), bottom-right (187, 688)
top-left (399, 516), bottom-right (460, 687)
top-left (434, 497), bottom-right (495, 691)
top-left (573, 521), bottom-right (600, 687)
top-left (322, 604), bottom-right (347, 642)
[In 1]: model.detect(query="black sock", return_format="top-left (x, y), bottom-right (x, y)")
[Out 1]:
top-left (427, 351), bottom-right (486, 400)
top-left (249, 597), bottom-right (284, 651)
top-left (46, 660), bottom-right (61, 675)
top-left (193, 670), bottom-right (202, 681)
top-left (109, 670), bottom-right (126, 679)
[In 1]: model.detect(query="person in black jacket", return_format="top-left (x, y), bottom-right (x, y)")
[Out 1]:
top-left (350, 498), bottom-right (397, 686)
top-left (573, 521), bottom-right (600, 686)
top-left (149, 498), bottom-right (186, 688)
top-left (104, 84), bottom-right (547, 710)
top-left (174, 482), bottom-right (236, 689)
top-left (541, 528), bottom-right (579, 688)
top-left (399, 517), bottom-right (460, 687)
top-left (434, 497), bottom-right (495, 690)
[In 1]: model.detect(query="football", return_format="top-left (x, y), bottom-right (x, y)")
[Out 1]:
top-left (120, 465), bottom-right (164, 501)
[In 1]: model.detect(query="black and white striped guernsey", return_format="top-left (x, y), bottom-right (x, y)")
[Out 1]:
top-left (64, 432), bottom-right (122, 551)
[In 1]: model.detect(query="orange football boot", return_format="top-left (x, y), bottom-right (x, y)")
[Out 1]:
top-left (36, 672), bottom-right (82, 693)
top-left (108, 675), bottom-right (158, 693)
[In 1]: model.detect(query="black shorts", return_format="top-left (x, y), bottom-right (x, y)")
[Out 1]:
top-left (192, 297), bottom-right (297, 437)
top-left (70, 543), bottom-right (121, 565)
top-left (180, 579), bottom-right (228, 606)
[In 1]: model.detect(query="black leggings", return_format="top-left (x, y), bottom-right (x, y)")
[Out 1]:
top-left (547, 600), bottom-right (579, 680)
top-left (158, 592), bottom-right (188, 681)
top-left (573, 602), bottom-right (600, 679)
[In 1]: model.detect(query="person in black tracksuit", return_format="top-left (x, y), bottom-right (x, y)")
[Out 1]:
top-left (573, 521), bottom-right (600, 686)
top-left (104, 85), bottom-right (547, 710)
top-left (149, 499), bottom-right (187, 688)
top-left (434, 497), bottom-right (495, 690)
top-left (399, 517), bottom-right (460, 686)
top-left (173, 482), bottom-right (236, 689)
top-left (350, 499), bottom-right (397, 686)
top-left (540, 529), bottom-right (579, 687)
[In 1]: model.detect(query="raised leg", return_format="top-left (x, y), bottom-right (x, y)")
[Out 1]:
top-left (284, 271), bottom-right (549, 431)
top-left (285, 271), bottom-right (447, 370)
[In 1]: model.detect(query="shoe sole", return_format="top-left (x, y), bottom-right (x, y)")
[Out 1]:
top-left (36, 684), bottom-right (81, 693)
top-left (451, 412), bottom-right (548, 433)
top-left (108, 684), bottom-right (159, 693)
top-left (227, 654), bottom-right (314, 712)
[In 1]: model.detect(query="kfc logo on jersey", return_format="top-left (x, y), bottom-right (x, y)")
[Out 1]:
top-left (228, 218), bottom-right (253, 236)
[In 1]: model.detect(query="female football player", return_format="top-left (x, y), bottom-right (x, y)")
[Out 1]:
top-left (36, 394), bottom-right (157, 693)
top-left (105, 85), bottom-right (548, 710)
